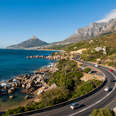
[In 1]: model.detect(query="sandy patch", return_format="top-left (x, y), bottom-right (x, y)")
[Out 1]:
top-left (81, 73), bottom-right (104, 82)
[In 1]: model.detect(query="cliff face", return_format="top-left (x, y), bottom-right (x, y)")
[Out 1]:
top-left (7, 36), bottom-right (48, 49)
top-left (59, 18), bottom-right (116, 44)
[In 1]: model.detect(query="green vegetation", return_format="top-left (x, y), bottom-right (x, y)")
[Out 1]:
top-left (83, 67), bottom-right (91, 73)
top-left (48, 60), bottom-right (83, 90)
top-left (72, 80), bottom-right (101, 98)
top-left (48, 33), bottom-right (116, 68)
top-left (3, 60), bottom-right (102, 116)
top-left (90, 108), bottom-right (116, 116)
top-left (2, 88), bottom-right (69, 116)
top-left (79, 33), bottom-right (116, 67)
top-left (60, 32), bottom-right (116, 52)
top-left (48, 44), bottom-right (70, 50)
top-left (39, 88), bottom-right (69, 105)
top-left (3, 33), bottom-right (116, 116)
top-left (57, 32), bottom-right (116, 68)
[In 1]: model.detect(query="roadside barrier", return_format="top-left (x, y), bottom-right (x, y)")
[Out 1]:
top-left (13, 74), bottom-right (107, 116)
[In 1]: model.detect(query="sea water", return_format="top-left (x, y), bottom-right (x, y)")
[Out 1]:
top-left (0, 49), bottom-right (56, 111)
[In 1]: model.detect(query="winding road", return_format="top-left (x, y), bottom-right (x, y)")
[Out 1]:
top-left (30, 62), bottom-right (116, 116)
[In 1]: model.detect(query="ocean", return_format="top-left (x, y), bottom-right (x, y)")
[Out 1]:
top-left (0, 49), bottom-right (56, 110)
top-left (0, 49), bottom-right (56, 81)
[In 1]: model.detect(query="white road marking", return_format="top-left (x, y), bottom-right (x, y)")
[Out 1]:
top-left (69, 67), bottom-right (116, 116)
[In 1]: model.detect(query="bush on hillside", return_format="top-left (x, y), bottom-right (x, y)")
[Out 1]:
top-left (83, 67), bottom-right (91, 73)
top-left (90, 108), bottom-right (116, 116)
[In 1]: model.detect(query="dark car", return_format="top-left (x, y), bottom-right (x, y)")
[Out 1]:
top-left (70, 102), bottom-right (81, 110)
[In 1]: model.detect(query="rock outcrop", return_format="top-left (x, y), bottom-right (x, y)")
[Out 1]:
top-left (56, 18), bottom-right (116, 45)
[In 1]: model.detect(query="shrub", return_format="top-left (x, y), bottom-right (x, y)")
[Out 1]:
top-left (40, 88), bottom-right (70, 105)
top-left (72, 80), bottom-right (101, 98)
top-left (2, 106), bottom-right (24, 116)
top-left (90, 108), bottom-right (116, 116)
top-left (83, 67), bottom-right (91, 73)
top-left (48, 60), bottom-right (83, 90)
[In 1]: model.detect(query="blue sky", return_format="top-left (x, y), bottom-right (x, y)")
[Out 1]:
top-left (0, 0), bottom-right (115, 47)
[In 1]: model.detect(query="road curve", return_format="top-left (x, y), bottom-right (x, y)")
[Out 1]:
top-left (30, 63), bottom-right (116, 116)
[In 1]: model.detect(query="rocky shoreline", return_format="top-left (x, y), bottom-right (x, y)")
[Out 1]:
top-left (0, 62), bottom-right (57, 101)
top-left (26, 54), bottom-right (65, 60)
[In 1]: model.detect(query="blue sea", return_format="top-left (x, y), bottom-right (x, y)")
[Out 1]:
top-left (0, 49), bottom-right (56, 110)
top-left (0, 49), bottom-right (56, 81)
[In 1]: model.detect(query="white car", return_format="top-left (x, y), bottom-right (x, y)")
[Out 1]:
top-left (95, 64), bottom-right (99, 67)
top-left (70, 102), bottom-right (80, 110)
top-left (104, 87), bottom-right (109, 92)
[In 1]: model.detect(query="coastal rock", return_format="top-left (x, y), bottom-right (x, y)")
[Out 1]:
top-left (3, 85), bottom-right (8, 90)
top-left (26, 83), bottom-right (31, 89)
top-left (25, 95), bottom-right (30, 100)
top-left (28, 87), bottom-right (35, 93)
top-left (8, 88), bottom-right (15, 94)
top-left (9, 95), bottom-right (14, 99)
top-left (22, 84), bottom-right (26, 88)
top-left (11, 82), bottom-right (18, 88)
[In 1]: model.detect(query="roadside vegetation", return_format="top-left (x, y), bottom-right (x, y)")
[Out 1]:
top-left (56, 32), bottom-right (116, 68)
top-left (79, 33), bottom-right (116, 68)
top-left (46, 32), bottom-right (116, 69)
top-left (83, 67), bottom-right (91, 73)
top-left (3, 59), bottom-right (102, 116)
top-left (90, 108), bottom-right (116, 116)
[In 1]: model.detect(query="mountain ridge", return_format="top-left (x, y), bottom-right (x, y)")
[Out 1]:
top-left (61, 18), bottom-right (116, 44)
top-left (7, 18), bottom-right (116, 49)
top-left (7, 35), bottom-right (48, 49)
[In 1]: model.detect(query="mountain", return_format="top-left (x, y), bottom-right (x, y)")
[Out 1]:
top-left (7, 18), bottom-right (116, 49)
top-left (56, 18), bottom-right (116, 45)
top-left (7, 35), bottom-right (48, 49)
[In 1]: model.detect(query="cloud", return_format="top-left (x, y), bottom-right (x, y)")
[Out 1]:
top-left (97, 9), bottom-right (116, 23)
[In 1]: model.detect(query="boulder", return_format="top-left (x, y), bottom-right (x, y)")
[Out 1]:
top-left (22, 84), bottom-right (25, 88)
top-left (9, 95), bottom-right (14, 99)
top-left (3, 85), bottom-right (8, 90)
top-left (8, 88), bottom-right (15, 94)
top-left (26, 83), bottom-right (31, 89)
top-left (25, 95), bottom-right (30, 100)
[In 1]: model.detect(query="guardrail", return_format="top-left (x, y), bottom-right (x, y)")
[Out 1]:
top-left (13, 74), bottom-right (107, 116)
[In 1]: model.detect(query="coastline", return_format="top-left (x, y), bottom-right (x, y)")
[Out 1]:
top-left (5, 48), bottom-right (64, 52)
top-left (0, 61), bottom-right (57, 111)
top-left (0, 49), bottom-right (58, 111)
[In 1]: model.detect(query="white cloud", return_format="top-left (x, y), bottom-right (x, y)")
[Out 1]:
top-left (97, 9), bottom-right (116, 23)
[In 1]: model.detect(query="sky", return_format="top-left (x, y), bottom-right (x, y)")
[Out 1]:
top-left (0, 0), bottom-right (115, 48)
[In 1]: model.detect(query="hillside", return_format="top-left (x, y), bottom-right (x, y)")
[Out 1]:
top-left (61, 32), bottom-right (116, 68)
top-left (51, 18), bottom-right (116, 45)
top-left (7, 35), bottom-right (48, 49)
top-left (7, 19), bottom-right (116, 49)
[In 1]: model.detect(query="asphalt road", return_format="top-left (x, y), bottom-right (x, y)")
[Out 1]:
top-left (30, 63), bottom-right (116, 116)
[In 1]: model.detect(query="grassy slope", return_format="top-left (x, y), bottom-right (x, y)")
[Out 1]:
top-left (58, 32), bottom-right (116, 67)
top-left (50, 32), bottom-right (116, 51)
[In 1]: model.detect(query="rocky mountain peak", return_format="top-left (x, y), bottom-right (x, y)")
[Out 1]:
top-left (7, 36), bottom-right (48, 49)
top-left (61, 18), bottom-right (116, 44)
top-left (30, 35), bottom-right (38, 40)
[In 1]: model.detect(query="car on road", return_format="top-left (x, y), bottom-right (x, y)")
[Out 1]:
top-left (112, 80), bottom-right (116, 82)
top-left (70, 102), bottom-right (81, 110)
top-left (88, 70), bottom-right (97, 74)
top-left (95, 64), bottom-right (99, 67)
top-left (104, 87), bottom-right (110, 92)
top-left (109, 69), bottom-right (113, 72)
